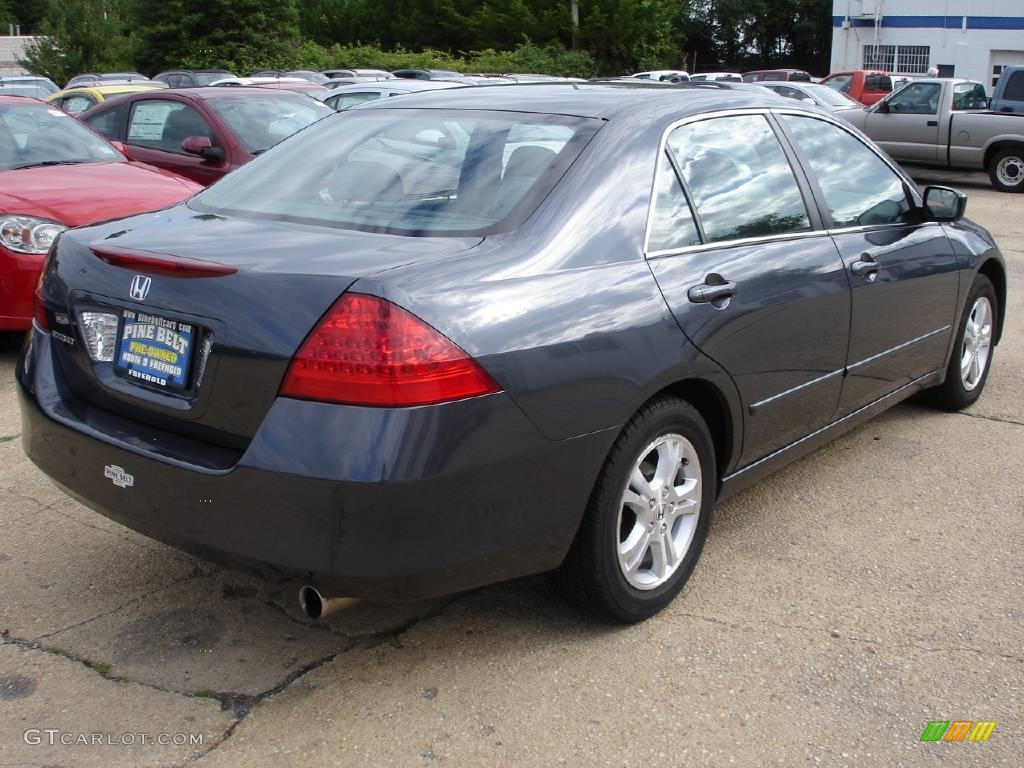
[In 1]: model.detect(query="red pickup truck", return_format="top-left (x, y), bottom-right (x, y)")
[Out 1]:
top-left (821, 70), bottom-right (893, 105)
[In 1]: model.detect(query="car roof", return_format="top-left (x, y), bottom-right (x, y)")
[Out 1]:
top-left (161, 86), bottom-right (322, 100)
top-left (0, 94), bottom-right (45, 104)
top-left (358, 81), bottom-right (794, 120)
top-left (51, 83), bottom-right (165, 98)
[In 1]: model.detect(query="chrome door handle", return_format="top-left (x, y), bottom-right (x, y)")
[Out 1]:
top-left (687, 276), bottom-right (737, 304)
top-left (850, 254), bottom-right (879, 279)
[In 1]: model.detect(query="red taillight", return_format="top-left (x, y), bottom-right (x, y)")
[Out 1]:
top-left (280, 294), bottom-right (500, 407)
top-left (90, 245), bottom-right (237, 278)
top-left (33, 269), bottom-right (48, 331)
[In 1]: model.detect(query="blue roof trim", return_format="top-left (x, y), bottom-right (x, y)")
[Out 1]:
top-left (832, 15), bottom-right (1024, 30)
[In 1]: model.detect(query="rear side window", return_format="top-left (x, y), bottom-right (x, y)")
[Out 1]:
top-left (62, 94), bottom-right (96, 115)
top-left (952, 82), bottom-right (988, 110)
top-left (647, 152), bottom-right (700, 252)
top-left (780, 114), bottom-right (911, 228)
top-left (667, 115), bottom-right (810, 243)
top-left (864, 75), bottom-right (892, 92)
top-left (1004, 71), bottom-right (1024, 101)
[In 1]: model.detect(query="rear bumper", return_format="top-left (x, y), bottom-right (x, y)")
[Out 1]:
top-left (18, 331), bottom-right (615, 600)
top-left (0, 246), bottom-right (43, 331)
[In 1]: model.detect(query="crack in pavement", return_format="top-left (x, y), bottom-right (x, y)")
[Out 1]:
top-left (33, 572), bottom-right (201, 641)
top-left (955, 410), bottom-right (1024, 428)
top-left (0, 433), bottom-right (19, 443)
top-left (180, 594), bottom-right (462, 766)
top-left (2, 587), bottom-right (463, 768)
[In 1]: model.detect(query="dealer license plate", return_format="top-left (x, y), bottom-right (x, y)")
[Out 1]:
top-left (114, 309), bottom-right (194, 390)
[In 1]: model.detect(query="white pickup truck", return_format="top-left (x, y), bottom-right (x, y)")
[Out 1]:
top-left (839, 78), bottom-right (1024, 192)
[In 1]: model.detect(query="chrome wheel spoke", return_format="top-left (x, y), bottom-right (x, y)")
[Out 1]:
top-left (619, 526), bottom-right (651, 575)
top-left (630, 467), bottom-right (655, 501)
top-left (653, 439), bottom-right (683, 490)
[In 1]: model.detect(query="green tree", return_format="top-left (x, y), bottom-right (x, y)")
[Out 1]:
top-left (19, 0), bottom-right (135, 85)
top-left (134, 0), bottom-right (300, 74)
top-left (8, 0), bottom-right (50, 33)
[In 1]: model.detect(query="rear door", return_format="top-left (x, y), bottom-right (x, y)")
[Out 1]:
top-left (123, 97), bottom-right (227, 185)
top-left (864, 81), bottom-right (943, 163)
top-left (777, 113), bottom-right (960, 414)
top-left (645, 112), bottom-right (852, 467)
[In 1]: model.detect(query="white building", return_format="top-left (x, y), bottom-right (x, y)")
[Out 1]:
top-left (831, 1), bottom-right (1024, 91)
top-left (0, 35), bottom-right (35, 75)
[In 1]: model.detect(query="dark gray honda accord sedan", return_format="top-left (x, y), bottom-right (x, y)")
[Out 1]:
top-left (19, 83), bottom-right (1007, 622)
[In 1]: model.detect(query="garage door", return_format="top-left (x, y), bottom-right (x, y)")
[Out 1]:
top-left (990, 50), bottom-right (1024, 90)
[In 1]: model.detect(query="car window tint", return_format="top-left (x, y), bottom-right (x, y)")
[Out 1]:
top-left (330, 92), bottom-right (381, 110)
top-left (192, 110), bottom-right (599, 236)
top-left (826, 74), bottom-right (853, 93)
top-left (886, 82), bottom-right (941, 114)
top-left (667, 115), bottom-right (810, 242)
top-left (84, 107), bottom-right (121, 138)
top-left (770, 85), bottom-right (803, 101)
top-left (63, 95), bottom-right (95, 115)
top-left (952, 82), bottom-right (988, 110)
top-left (647, 151), bottom-right (701, 252)
top-left (128, 100), bottom-right (214, 153)
top-left (779, 114), bottom-right (911, 228)
top-left (1004, 71), bottom-right (1024, 100)
top-left (865, 75), bottom-right (892, 92)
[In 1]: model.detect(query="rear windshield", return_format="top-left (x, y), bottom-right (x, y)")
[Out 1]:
top-left (0, 101), bottom-right (123, 171)
top-left (206, 94), bottom-right (333, 154)
top-left (191, 109), bottom-right (601, 236)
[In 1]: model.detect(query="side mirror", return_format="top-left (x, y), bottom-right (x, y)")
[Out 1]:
top-left (181, 136), bottom-right (225, 162)
top-left (875, 100), bottom-right (890, 113)
top-left (923, 185), bottom-right (967, 222)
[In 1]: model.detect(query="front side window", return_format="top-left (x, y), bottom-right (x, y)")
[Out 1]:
top-left (128, 100), bottom-right (214, 153)
top-left (667, 114), bottom-right (810, 243)
top-left (885, 81), bottom-right (941, 114)
top-left (779, 114), bottom-right (912, 228)
top-left (191, 109), bottom-right (600, 236)
top-left (0, 102), bottom-right (123, 171)
top-left (84, 105), bottom-right (123, 139)
top-left (647, 152), bottom-right (700, 252)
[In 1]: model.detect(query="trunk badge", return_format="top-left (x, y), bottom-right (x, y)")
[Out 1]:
top-left (104, 465), bottom-right (135, 489)
top-left (129, 275), bottom-right (152, 302)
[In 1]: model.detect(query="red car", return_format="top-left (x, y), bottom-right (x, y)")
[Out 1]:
top-left (78, 87), bottom-right (333, 185)
top-left (820, 70), bottom-right (893, 105)
top-left (1, 95), bottom-right (201, 331)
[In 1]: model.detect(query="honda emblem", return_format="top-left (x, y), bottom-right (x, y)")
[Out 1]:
top-left (129, 274), bottom-right (151, 302)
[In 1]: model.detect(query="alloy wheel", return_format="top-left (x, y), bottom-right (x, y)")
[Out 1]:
top-left (616, 433), bottom-right (702, 590)
top-left (961, 296), bottom-right (993, 391)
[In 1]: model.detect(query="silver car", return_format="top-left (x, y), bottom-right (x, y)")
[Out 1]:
top-left (323, 80), bottom-right (464, 111)
top-left (760, 81), bottom-right (864, 113)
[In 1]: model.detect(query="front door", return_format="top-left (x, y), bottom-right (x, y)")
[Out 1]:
top-left (645, 113), bottom-right (852, 467)
top-left (777, 113), bottom-right (961, 414)
top-left (124, 98), bottom-right (226, 185)
top-left (864, 81), bottom-right (944, 163)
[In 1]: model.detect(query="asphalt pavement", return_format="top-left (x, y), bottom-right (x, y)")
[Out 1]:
top-left (0, 180), bottom-right (1021, 767)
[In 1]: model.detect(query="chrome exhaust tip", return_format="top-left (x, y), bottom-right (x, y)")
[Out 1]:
top-left (298, 586), bottom-right (361, 619)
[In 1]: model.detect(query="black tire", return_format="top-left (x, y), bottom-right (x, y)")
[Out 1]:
top-left (926, 274), bottom-right (998, 411)
top-left (988, 148), bottom-right (1024, 193)
top-left (560, 397), bottom-right (717, 623)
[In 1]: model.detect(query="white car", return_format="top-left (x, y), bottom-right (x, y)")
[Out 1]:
top-left (632, 70), bottom-right (690, 82)
top-left (689, 72), bottom-right (742, 82)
